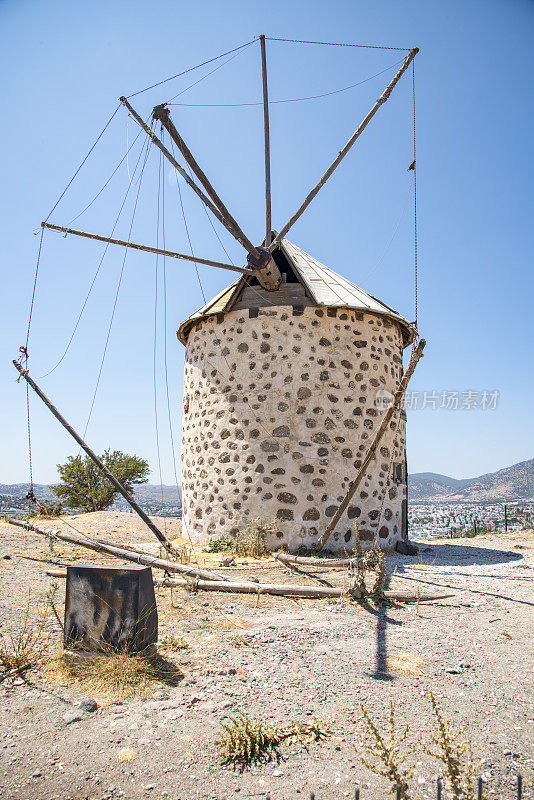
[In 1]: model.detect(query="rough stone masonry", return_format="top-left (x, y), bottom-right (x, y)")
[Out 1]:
top-left (180, 302), bottom-right (409, 553)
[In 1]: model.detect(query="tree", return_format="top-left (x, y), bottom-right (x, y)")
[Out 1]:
top-left (53, 450), bottom-right (150, 512)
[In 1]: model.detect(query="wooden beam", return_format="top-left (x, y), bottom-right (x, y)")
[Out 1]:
top-left (152, 103), bottom-right (260, 258)
top-left (315, 337), bottom-right (426, 552)
top-left (272, 48), bottom-right (419, 247)
top-left (6, 517), bottom-right (228, 582)
top-left (41, 222), bottom-right (253, 275)
top-left (153, 577), bottom-right (452, 603)
top-left (12, 362), bottom-right (178, 556)
top-left (119, 96), bottom-right (256, 255)
top-left (43, 566), bottom-right (454, 604)
top-left (259, 35), bottom-right (272, 247)
top-left (274, 552), bottom-right (366, 568)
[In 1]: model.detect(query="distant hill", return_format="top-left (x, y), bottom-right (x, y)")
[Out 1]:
top-left (3, 459), bottom-right (533, 507)
top-left (0, 482), bottom-right (181, 507)
top-left (409, 458), bottom-right (534, 502)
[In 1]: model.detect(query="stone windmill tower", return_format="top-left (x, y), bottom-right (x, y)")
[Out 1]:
top-left (178, 238), bottom-right (416, 552)
top-left (32, 39), bottom-right (422, 556)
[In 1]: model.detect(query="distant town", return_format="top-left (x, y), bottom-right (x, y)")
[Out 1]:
top-left (409, 500), bottom-right (533, 538)
top-left (2, 484), bottom-right (533, 539)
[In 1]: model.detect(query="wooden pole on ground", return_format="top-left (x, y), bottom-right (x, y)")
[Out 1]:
top-left (6, 517), bottom-right (228, 582)
top-left (152, 577), bottom-right (452, 603)
top-left (315, 338), bottom-right (426, 552)
top-left (274, 553), bottom-right (368, 568)
top-left (259, 34), bottom-right (272, 247)
top-left (12, 361), bottom-right (177, 556)
top-left (272, 48), bottom-right (419, 247)
top-left (41, 223), bottom-right (253, 275)
top-left (43, 566), bottom-right (454, 604)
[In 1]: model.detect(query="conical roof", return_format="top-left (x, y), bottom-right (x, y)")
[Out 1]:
top-left (177, 238), bottom-right (416, 346)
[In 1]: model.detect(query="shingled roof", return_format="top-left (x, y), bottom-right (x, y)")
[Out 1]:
top-left (177, 238), bottom-right (416, 346)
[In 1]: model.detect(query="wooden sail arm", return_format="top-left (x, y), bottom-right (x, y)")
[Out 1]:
top-left (315, 337), bottom-right (426, 553)
top-left (151, 103), bottom-right (260, 259)
top-left (119, 96), bottom-right (258, 258)
top-left (271, 48), bottom-right (419, 248)
top-left (41, 222), bottom-right (255, 275)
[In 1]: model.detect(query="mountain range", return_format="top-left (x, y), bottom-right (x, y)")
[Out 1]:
top-left (2, 458), bottom-right (533, 506)
top-left (409, 458), bottom-right (534, 502)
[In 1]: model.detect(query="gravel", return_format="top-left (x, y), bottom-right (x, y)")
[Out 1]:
top-left (0, 513), bottom-right (532, 799)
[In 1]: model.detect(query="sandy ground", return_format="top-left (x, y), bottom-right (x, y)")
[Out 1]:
top-left (0, 512), bottom-right (533, 800)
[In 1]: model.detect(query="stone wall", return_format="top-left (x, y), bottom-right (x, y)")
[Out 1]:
top-left (181, 304), bottom-right (408, 552)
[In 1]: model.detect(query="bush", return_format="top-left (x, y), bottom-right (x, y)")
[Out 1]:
top-left (204, 519), bottom-right (276, 558)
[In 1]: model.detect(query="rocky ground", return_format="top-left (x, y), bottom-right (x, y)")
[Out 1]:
top-left (0, 512), bottom-right (533, 800)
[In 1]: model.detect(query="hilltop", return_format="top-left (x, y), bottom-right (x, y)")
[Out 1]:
top-left (409, 458), bottom-right (534, 502)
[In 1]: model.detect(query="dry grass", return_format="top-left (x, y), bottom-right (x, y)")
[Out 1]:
top-left (44, 646), bottom-right (182, 699)
top-left (209, 617), bottom-right (250, 631)
top-left (387, 650), bottom-right (429, 676)
top-left (216, 711), bottom-right (331, 769)
top-left (0, 591), bottom-right (51, 673)
top-left (228, 634), bottom-right (251, 647)
top-left (117, 747), bottom-right (137, 763)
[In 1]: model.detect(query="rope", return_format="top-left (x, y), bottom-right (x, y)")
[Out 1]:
top-left (360, 180), bottom-right (413, 284)
top-left (126, 38), bottom-right (257, 98)
top-left (38, 121), bottom-right (153, 379)
top-left (25, 382), bottom-right (34, 516)
top-left (21, 228), bottom-right (45, 516)
top-left (67, 125), bottom-right (144, 225)
top-left (43, 106), bottom-right (121, 224)
top-left (167, 45), bottom-right (254, 103)
top-left (266, 36), bottom-right (411, 52)
top-left (168, 59), bottom-right (404, 107)
top-left (412, 60), bottom-right (418, 328)
top-left (24, 228), bottom-right (45, 352)
top-left (82, 134), bottom-right (152, 439)
top-left (161, 144), bottom-right (183, 505)
top-left (153, 151), bottom-right (167, 535)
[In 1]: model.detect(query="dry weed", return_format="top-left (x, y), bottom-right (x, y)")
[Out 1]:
top-left (356, 694), bottom-right (479, 800)
top-left (216, 712), bottom-right (330, 769)
top-left (159, 635), bottom-right (189, 651)
top-left (356, 700), bottom-right (415, 800)
top-left (422, 691), bottom-right (478, 800)
top-left (205, 519), bottom-right (276, 558)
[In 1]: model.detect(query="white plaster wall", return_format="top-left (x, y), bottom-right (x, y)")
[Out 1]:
top-left (181, 305), bottom-right (407, 552)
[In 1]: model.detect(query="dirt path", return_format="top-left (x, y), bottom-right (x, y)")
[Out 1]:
top-left (0, 513), bottom-right (533, 800)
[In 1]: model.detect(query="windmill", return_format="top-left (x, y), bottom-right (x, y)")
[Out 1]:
top-left (15, 36), bottom-right (425, 555)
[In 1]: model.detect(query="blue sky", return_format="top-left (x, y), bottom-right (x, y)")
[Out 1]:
top-left (1, 0), bottom-right (533, 484)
